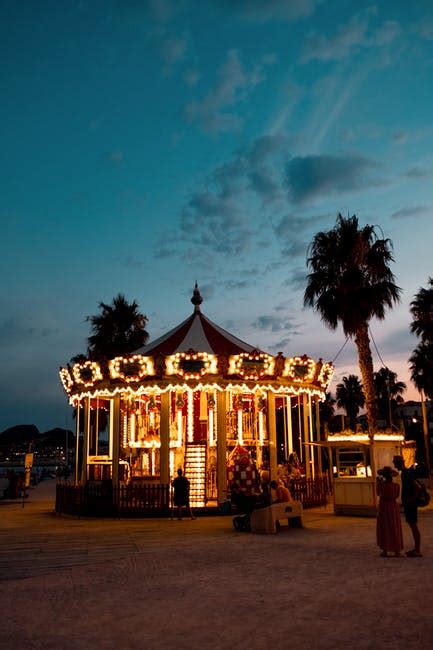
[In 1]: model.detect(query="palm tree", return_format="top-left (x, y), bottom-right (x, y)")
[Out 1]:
top-left (374, 367), bottom-right (406, 426)
top-left (304, 214), bottom-right (401, 436)
top-left (410, 281), bottom-right (433, 474)
top-left (410, 278), bottom-right (433, 342)
top-left (319, 392), bottom-right (336, 436)
top-left (336, 375), bottom-right (365, 430)
top-left (87, 293), bottom-right (149, 359)
top-left (409, 342), bottom-right (433, 473)
top-left (409, 342), bottom-right (433, 400)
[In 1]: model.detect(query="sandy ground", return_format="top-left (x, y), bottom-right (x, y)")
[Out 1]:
top-left (1, 480), bottom-right (433, 650)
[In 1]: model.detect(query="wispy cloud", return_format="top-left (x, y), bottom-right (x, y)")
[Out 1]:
top-left (301, 11), bottom-right (400, 63)
top-left (110, 0), bottom-right (181, 24)
top-left (251, 313), bottom-right (303, 355)
top-left (301, 15), bottom-right (369, 63)
top-left (147, 28), bottom-right (188, 73)
top-left (104, 150), bottom-right (124, 165)
top-left (218, 0), bottom-right (317, 23)
top-left (183, 68), bottom-right (200, 86)
top-left (274, 212), bottom-right (325, 261)
top-left (283, 268), bottom-right (308, 291)
top-left (115, 256), bottom-right (147, 269)
top-left (252, 314), bottom-right (290, 332)
top-left (414, 19), bottom-right (433, 41)
top-left (158, 134), bottom-right (287, 258)
top-left (184, 49), bottom-right (272, 133)
top-left (392, 126), bottom-right (433, 145)
top-left (405, 166), bottom-right (431, 179)
top-left (390, 206), bottom-right (429, 219)
top-left (269, 337), bottom-right (296, 353)
top-left (0, 318), bottom-right (60, 347)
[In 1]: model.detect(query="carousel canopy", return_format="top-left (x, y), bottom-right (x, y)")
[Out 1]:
top-left (135, 283), bottom-right (265, 357)
top-left (59, 284), bottom-right (334, 400)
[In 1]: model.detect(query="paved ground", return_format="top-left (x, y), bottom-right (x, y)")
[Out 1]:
top-left (1, 480), bottom-right (433, 649)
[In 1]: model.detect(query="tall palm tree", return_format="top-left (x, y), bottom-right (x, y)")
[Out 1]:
top-left (410, 277), bottom-right (433, 342)
top-left (336, 375), bottom-right (365, 430)
top-left (374, 367), bottom-right (406, 425)
top-left (304, 214), bottom-right (401, 436)
top-left (87, 293), bottom-right (149, 359)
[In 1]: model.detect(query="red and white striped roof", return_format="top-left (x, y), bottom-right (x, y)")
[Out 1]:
top-left (136, 285), bottom-right (265, 357)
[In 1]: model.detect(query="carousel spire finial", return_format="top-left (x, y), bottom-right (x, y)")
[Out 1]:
top-left (191, 282), bottom-right (203, 312)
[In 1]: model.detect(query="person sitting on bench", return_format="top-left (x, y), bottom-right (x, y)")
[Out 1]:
top-left (270, 480), bottom-right (292, 503)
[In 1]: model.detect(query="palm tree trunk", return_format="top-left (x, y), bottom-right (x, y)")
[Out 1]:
top-left (421, 391), bottom-right (431, 476)
top-left (354, 322), bottom-right (378, 438)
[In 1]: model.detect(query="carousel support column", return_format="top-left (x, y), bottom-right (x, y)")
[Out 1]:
top-left (216, 390), bottom-right (228, 506)
top-left (111, 397), bottom-right (121, 489)
top-left (286, 396), bottom-right (293, 458)
top-left (315, 398), bottom-right (323, 476)
top-left (267, 391), bottom-right (277, 481)
top-left (74, 400), bottom-right (80, 485)
top-left (81, 396), bottom-right (90, 484)
top-left (160, 392), bottom-right (170, 485)
top-left (308, 395), bottom-right (315, 479)
top-left (302, 393), bottom-right (311, 480)
top-left (298, 396), bottom-right (303, 463)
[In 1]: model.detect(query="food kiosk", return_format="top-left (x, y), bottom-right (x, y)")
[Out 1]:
top-left (326, 432), bottom-right (405, 516)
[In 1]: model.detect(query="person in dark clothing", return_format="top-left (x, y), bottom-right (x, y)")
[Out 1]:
top-left (172, 469), bottom-right (195, 520)
top-left (260, 481), bottom-right (272, 507)
top-left (393, 455), bottom-right (422, 557)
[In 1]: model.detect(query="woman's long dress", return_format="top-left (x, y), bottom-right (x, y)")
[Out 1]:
top-left (376, 481), bottom-right (404, 553)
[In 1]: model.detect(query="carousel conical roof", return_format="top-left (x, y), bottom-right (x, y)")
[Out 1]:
top-left (136, 284), bottom-right (265, 357)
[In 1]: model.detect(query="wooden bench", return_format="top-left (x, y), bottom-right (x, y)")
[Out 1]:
top-left (250, 500), bottom-right (303, 534)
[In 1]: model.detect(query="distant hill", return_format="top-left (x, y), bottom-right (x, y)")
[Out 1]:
top-left (0, 424), bottom-right (40, 445)
top-left (0, 425), bottom-right (74, 448)
top-left (39, 428), bottom-right (75, 446)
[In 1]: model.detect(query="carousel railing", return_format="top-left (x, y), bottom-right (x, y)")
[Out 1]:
top-left (116, 482), bottom-right (170, 516)
top-left (55, 481), bottom-right (170, 517)
top-left (55, 481), bottom-right (83, 516)
top-left (290, 473), bottom-right (332, 508)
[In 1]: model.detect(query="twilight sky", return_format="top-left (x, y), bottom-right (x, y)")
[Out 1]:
top-left (1, 0), bottom-right (433, 432)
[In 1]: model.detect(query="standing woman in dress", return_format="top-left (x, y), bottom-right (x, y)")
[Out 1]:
top-left (376, 466), bottom-right (404, 557)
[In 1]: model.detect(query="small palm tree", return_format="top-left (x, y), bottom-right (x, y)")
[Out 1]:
top-left (304, 214), bottom-right (401, 436)
top-left (87, 293), bottom-right (149, 359)
top-left (336, 375), bottom-right (365, 430)
top-left (319, 392), bottom-right (336, 436)
top-left (410, 280), bottom-right (433, 474)
top-left (410, 278), bottom-right (433, 343)
top-left (409, 342), bottom-right (433, 400)
top-left (374, 367), bottom-right (406, 426)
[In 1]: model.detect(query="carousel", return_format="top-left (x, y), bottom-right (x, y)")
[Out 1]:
top-left (59, 285), bottom-right (334, 510)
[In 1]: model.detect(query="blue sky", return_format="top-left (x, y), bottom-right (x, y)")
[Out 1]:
top-left (1, 0), bottom-right (433, 432)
